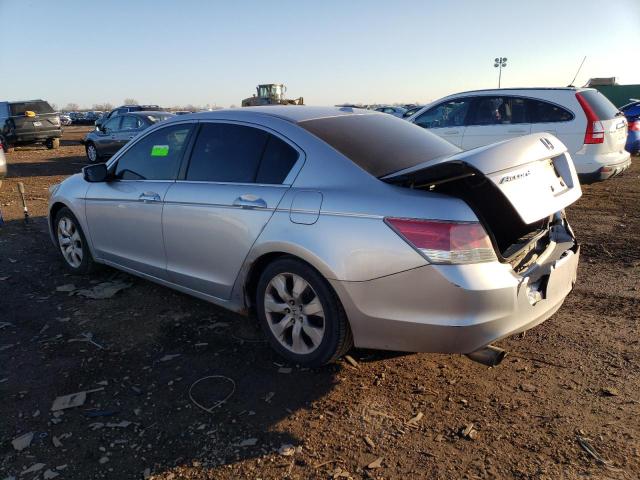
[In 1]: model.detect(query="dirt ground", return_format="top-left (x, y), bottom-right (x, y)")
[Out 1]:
top-left (0, 127), bottom-right (638, 480)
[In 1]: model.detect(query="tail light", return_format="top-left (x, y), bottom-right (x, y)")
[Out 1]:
top-left (629, 120), bottom-right (640, 132)
top-left (385, 218), bottom-right (497, 264)
top-left (576, 92), bottom-right (604, 144)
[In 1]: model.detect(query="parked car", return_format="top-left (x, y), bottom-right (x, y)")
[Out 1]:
top-left (407, 88), bottom-right (631, 183)
top-left (95, 104), bottom-right (163, 128)
top-left (0, 99), bottom-right (62, 152)
top-left (374, 105), bottom-right (407, 118)
top-left (619, 99), bottom-right (640, 154)
top-left (83, 111), bottom-right (174, 162)
top-left (49, 106), bottom-right (582, 367)
top-left (59, 114), bottom-right (72, 126)
top-left (402, 105), bottom-right (424, 118)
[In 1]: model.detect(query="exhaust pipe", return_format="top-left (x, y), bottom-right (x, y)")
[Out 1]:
top-left (465, 345), bottom-right (507, 367)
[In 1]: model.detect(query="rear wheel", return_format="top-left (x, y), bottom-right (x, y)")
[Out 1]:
top-left (54, 207), bottom-right (96, 274)
top-left (45, 137), bottom-right (60, 149)
top-left (256, 258), bottom-right (352, 367)
top-left (86, 142), bottom-right (99, 162)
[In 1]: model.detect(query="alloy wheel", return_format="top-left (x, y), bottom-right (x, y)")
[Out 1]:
top-left (87, 144), bottom-right (97, 162)
top-left (57, 216), bottom-right (83, 268)
top-left (264, 272), bottom-right (325, 354)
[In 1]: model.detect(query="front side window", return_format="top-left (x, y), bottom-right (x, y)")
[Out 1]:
top-left (527, 99), bottom-right (573, 123)
top-left (103, 117), bottom-right (122, 132)
top-left (186, 123), bottom-right (268, 183)
top-left (114, 124), bottom-right (193, 180)
top-left (414, 99), bottom-right (471, 129)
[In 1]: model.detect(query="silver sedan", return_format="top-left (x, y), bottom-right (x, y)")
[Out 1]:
top-left (48, 106), bottom-right (582, 367)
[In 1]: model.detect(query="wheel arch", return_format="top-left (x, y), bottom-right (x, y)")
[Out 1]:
top-left (240, 248), bottom-right (343, 316)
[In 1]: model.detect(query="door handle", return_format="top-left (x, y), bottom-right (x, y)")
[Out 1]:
top-left (233, 195), bottom-right (267, 209)
top-left (138, 192), bottom-right (161, 202)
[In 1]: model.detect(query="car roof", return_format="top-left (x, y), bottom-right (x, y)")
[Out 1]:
top-left (164, 106), bottom-right (376, 124)
top-left (439, 87), bottom-right (596, 97)
top-left (126, 110), bottom-right (173, 117)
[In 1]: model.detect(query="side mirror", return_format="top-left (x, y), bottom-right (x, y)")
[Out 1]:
top-left (83, 163), bottom-right (108, 183)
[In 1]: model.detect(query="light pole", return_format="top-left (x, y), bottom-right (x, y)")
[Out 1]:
top-left (494, 57), bottom-right (507, 88)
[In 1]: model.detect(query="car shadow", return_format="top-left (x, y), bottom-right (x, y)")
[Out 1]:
top-left (6, 156), bottom-right (91, 178)
top-left (0, 217), bottom-right (339, 478)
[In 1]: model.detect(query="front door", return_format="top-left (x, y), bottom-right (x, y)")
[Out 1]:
top-left (163, 122), bottom-right (300, 299)
top-left (411, 98), bottom-right (472, 147)
top-left (95, 116), bottom-right (123, 156)
top-left (85, 123), bottom-right (194, 279)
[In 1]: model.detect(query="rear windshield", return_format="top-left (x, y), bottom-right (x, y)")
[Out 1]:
top-left (579, 90), bottom-right (620, 120)
top-left (10, 101), bottom-right (54, 116)
top-left (298, 113), bottom-right (460, 177)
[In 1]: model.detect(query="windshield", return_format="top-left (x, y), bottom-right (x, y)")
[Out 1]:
top-left (10, 101), bottom-right (54, 116)
top-left (298, 113), bottom-right (460, 177)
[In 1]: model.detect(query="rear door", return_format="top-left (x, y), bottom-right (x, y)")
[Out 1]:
top-left (411, 98), bottom-right (471, 147)
top-left (162, 122), bottom-right (301, 299)
top-left (461, 96), bottom-right (531, 149)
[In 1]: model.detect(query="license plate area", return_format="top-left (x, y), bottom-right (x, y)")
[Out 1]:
top-left (33, 121), bottom-right (42, 127)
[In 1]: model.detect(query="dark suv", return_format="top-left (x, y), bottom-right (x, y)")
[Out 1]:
top-left (95, 104), bottom-right (162, 128)
top-left (0, 100), bottom-right (62, 152)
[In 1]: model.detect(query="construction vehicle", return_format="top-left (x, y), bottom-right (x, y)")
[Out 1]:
top-left (241, 84), bottom-right (304, 107)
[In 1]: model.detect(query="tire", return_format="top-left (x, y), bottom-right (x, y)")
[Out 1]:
top-left (45, 137), bottom-right (60, 149)
top-left (53, 207), bottom-right (96, 274)
top-left (256, 257), bottom-right (353, 367)
top-left (85, 142), bottom-right (100, 163)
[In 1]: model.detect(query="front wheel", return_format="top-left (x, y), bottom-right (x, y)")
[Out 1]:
top-left (54, 207), bottom-right (96, 274)
top-left (85, 142), bottom-right (99, 162)
top-left (256, 258), bottom-right (352, 367)
top-left (45, 137), bottom-right (60, 149)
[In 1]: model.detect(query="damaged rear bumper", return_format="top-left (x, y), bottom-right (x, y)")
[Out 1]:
top-left (331, 229), bottom-right (579, 354)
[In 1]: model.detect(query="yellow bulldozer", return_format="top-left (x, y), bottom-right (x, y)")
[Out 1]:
top-left (241, 84), bottom-right (304, 107)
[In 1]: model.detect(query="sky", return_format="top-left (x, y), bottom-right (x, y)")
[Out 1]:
top-left (1, 0), bottom-right (639, 109)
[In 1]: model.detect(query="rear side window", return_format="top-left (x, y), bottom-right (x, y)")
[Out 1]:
top-left (578, 90), bottom-right (620, 120)
top-left (527, 100), bottom-right (573, 123)
top-left (115, 124), bottom-right (193, 180)
top-left (187, 123), bottom-right (268, 183)
top-left (256, 136), bottom-right (299, 184)
top-left (468, 97), bottom-right (527, 125)
top-left (10, 101), bottom-right (54, 116)
top-left (120, 115), bottom-right (142, 130)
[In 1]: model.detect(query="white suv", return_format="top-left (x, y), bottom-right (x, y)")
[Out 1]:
top-left (407, 88), bottom-right (631, 182)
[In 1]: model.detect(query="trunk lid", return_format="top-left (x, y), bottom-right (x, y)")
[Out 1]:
top-left (382, 132), bottom-right (582, 225)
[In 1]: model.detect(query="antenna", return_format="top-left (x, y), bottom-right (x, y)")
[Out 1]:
top-left (568, 56), bottom-right (586, 87)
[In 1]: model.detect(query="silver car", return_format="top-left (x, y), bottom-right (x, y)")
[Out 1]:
top-left (48, 106), bottom-right (581, 367)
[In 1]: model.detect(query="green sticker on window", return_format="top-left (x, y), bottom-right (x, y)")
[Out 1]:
top-left (151, 145), bottom-right (169, 157)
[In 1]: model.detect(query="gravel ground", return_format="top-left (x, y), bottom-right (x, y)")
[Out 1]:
top-left (0, 127), bottom-right (638, 480)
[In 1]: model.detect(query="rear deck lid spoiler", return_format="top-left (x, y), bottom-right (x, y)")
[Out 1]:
top-left (382, 133), bottom-right (582, 225)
